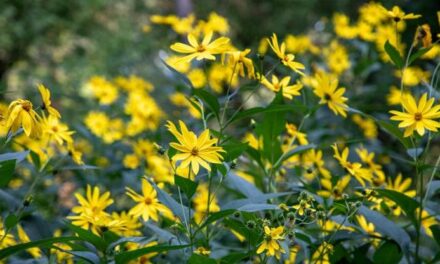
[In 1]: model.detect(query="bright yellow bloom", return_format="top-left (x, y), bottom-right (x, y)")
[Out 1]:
top-left (318, 175), bottom-right (350, 199)
top-left (38, 84), bottom-right (60, 118)
top-left (382, 174), bottom-right (416, 216)
top-left (256, 226), bottom-right (285, 259)
top-left (126, 179), bottom-right (173, 221)
top-left (261, 75), bottom-right (303, 99)
top-left (383, 6), bottom-right (421, 22)
top-left (0, 217), bottom-right (16, 250)
top-left (223, 49), bottom-right (255, 78)
top-left (86, 76), bottom-right (119, 105)
top-left (41, 115), bottom-right (74, 145)
top-left (187, 68), bottom-right (207, 88)
top-left (312, 72), bottom-right (348, 117)
top-left (68, 185), bottom-right (114, 234)
top-left (110, 211), bottom-right (142, 237)
top-left (170, 31), bottom-right (230, 63)
top-left (6, 99), bottom-right (42, 137)
top-left (194, 247), bottom-right (211, 256)
top-left (267, 33), bottom-right (305, 75)
top-left (390, 93), bottom-right (440, 137)
top-left (166, 120), bottom-right (225, 175)
top-left (332, 144), bottom-right (371, 186)
top-left (325, 41), bottom-right (350, 76)
top-left (352, 114), bottom-right (378, 139)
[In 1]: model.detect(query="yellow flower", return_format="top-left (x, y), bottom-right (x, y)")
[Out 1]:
top-left (110, 211), bottom-right (142, 237)
top-left (123, 154), bottom-right (140, 169)
top-left (318, 175), bottom-right (350, 199)
top-left (414, 24), bottom-right (432, 48)
top-left (68, 185), bottom-right (114, 234)
top-left (17, 225), bottom-right (42, 258)
top-left (325, 41), bottom-right (350, 76)
top-left (261, 75), bottom-right (303, 99)
top-left (194, 246), bottom-right (211, 256)
top-left (311, 242), bottom-right (333, 264)
top-left (332, 144), bottom-right (371, 186)
top-left (193, 183), bottom-right (220, 224)
top-left (355, 215), bottom-right (381, 247)
top-left (68, 143), bottom-right (84, 166)
top-left (41, 114), bottom-right (74, 145)
top-left (170, 31), bottom-right (230, 63)
top-left (86, 76), bottom-right (119, 105)
top-left (387, 86), bottom-right (409, 106)
top-left (312, 72), bottom-right (348, 117)
top-left (187, 68), bottom-right (207, 88)
top-left (352, 114), bottom-right (378, 139)
top-left (0, 217), bottom-right (16, 249)
top-left (383, 174), bottom-right (416, 216)
top-left (417, 209), bottom-right (438, 237)
top-left (390, 93), bottom-right (440, 137)
top-left (38, 84), bottom-right (60, 118)
top-left (6, 99), bottom-right (42, 137)
top-left (126, 179), bottom-right (173, 221)
top-left (166, 120), bottom-right (225, 175)
top-left (256, 226), bottom-right (285, 259)
top-left (267, 33), bottom-right (305, 75)
top-left (383, 6), bottom-right (421, 22)
top-left (223, 49), bottom-right (255, 78)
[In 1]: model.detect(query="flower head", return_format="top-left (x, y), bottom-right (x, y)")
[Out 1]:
top-left (267, 33), bottom-right (305, 75)
top-left (312, 72), bottom-right (348, 117)
top-left (390, 93), bottom-right (440, 137)
top-left (167, 120), bottom-right (225, 175)
top-left (6, 99), bottom-right (42, 137)
top-left (38, 84), bottom-right (60, 118)
top-left (383, 6), bottom-right (421, 22)
top-left (170, 31), bottom-right (230, 63)
top-left (261, 75), bottom-right (303, 99)
top-left (256, 225), bottom-right (285, 259)
top-left (126, 179), bottom-right (173, 222)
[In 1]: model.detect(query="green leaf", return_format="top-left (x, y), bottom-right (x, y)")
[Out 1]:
top-left (4, 213), bottom-right (19, 230)
top-left (258, 104), bottom-right (286, 165)
top-left (189, 254), bottom-right (217, 264)
top-left (222, 141), bottom-right (248, 162)
top-left (408, 47), bottom-right (432, 65)
top-left (114, 244), bottom-right (189, 263)
top-left (373, 241), bottom-right (402, 264)
top-left (223, 218), bottom-right (260, 245)
top-left (274, 144), bottom-right (316, 169)
top-left (220, 252), bottom-right (251, 264)
top-left (196, 209), bottom-right (236, 232)
top-left (193, 89), bottom-right (220, 119)
top-left (174, 175), bottom-right (198, 199)
top-left (0, 159), bottom-right (16, 187)
top-left (359, 207), bottom-right (411, 257)
top-left (0, 236), bottom-right (82, 260)
top-left (227, 104), bottom-right (306, 126)
top-left (384, 40), bottom-right (403, 69)
top-left (373, 189), bottom-right (419, 225)
top-left (65, 222), bottom-right (107, 252)
top-left (430, 225), bottom-right (440, 247)
top-left (377, 120), bottom-right (411, 148)
top-left (29, 150), bottom-right (41, 170)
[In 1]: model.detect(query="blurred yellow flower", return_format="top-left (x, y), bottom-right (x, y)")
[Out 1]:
top-left (170, 31), bottom-right (230, 63)
top-left (261, 74), bottom-right (303, 100)
top-left (267, 33), bottom-right (305, 75)
top-left (38, 84), bottom-right (60, 118)
top-left (382, 6), bottom-right (421, 22)
top-left (6, 99), bottom-right (42, 137)
top-left (312, 72), bottom-right (348, 117)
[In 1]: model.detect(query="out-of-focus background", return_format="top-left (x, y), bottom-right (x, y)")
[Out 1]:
top-left (1, 0), bottom-right (438, 110)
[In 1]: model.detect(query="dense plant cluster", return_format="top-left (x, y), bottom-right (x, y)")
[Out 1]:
top-left (1, 2), bottom-right (440, 264)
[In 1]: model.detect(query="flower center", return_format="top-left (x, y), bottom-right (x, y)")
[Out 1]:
top-left (144, 197), bottom-right (153, 205)
top-left (191, 147), bottom-right (199, 156)
top-left (324, 93), bottom-right (332, 101)
top-left (21, 101), bottom-right (32, 112)
top-left (197, 45), bottom-right (206, 52)
top-left (414, 112), bottom-right (422, 121)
